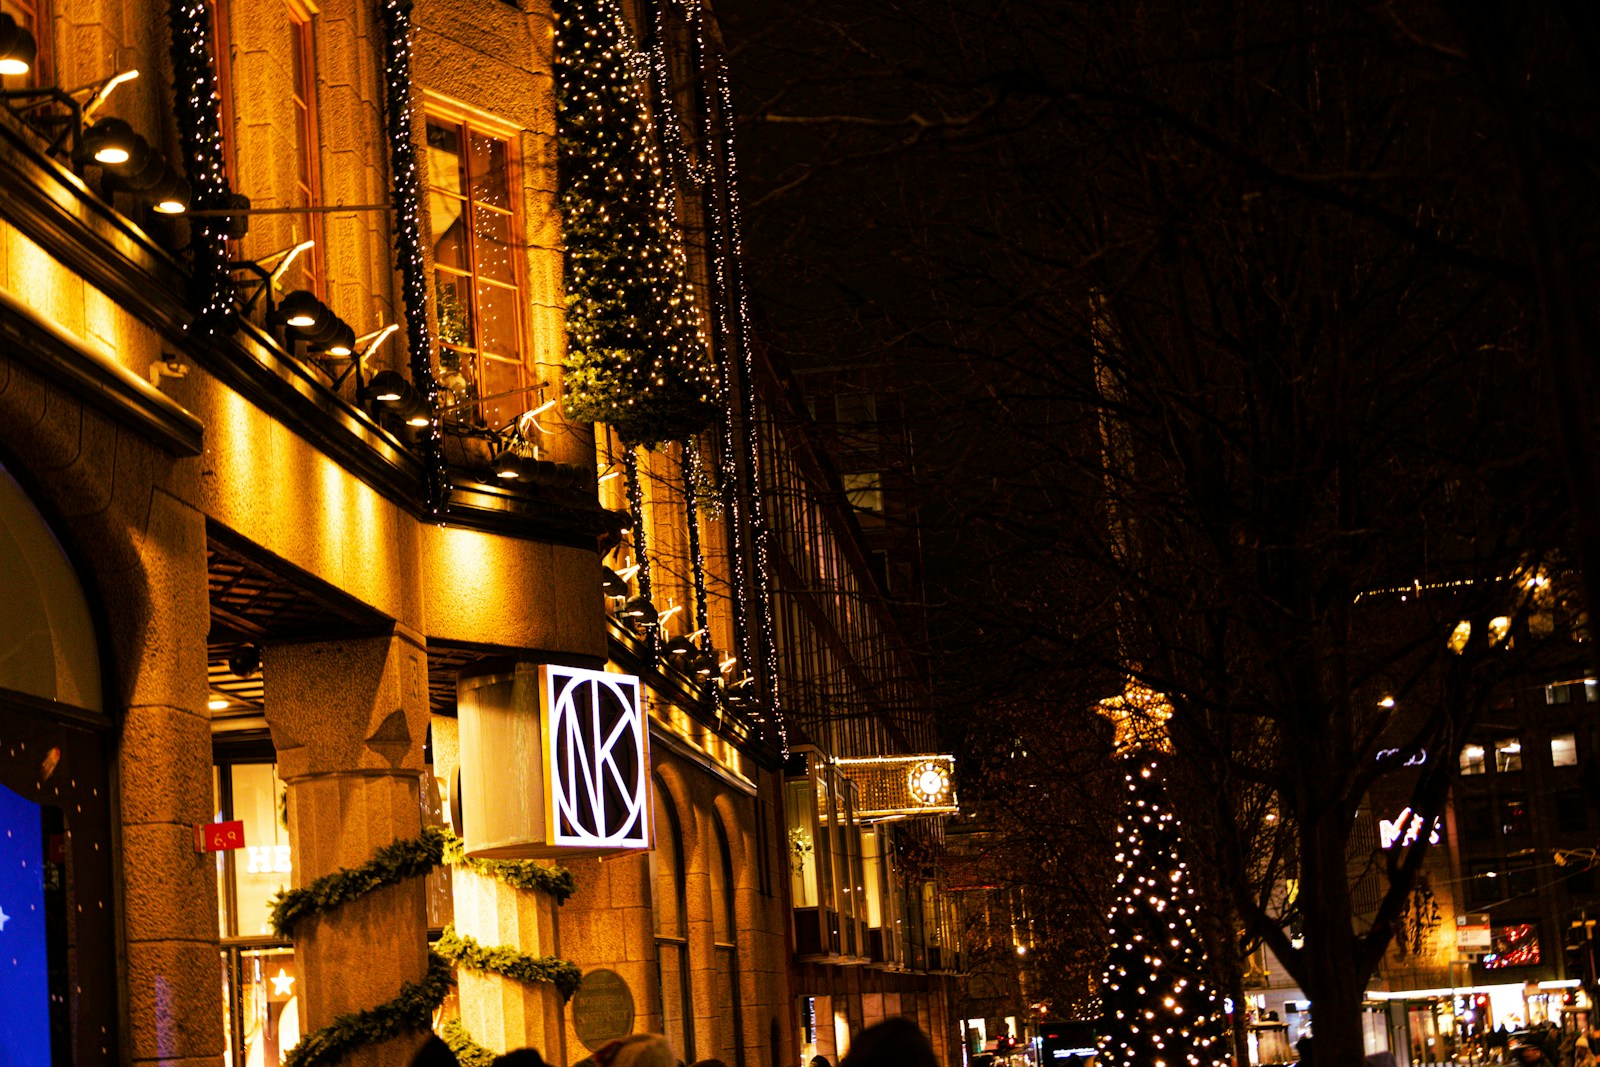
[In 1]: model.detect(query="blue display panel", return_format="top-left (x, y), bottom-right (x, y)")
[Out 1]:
top-left (0, 782), bottom-right (50, 1067)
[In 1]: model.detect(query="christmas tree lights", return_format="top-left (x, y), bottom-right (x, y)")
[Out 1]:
top-left (1099, 690), bottom-right (1228, 1067)
top-left (552, 0), bottom-right (718, 448)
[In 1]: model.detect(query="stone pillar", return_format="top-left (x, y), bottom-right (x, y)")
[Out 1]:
top-left (264, 633), bottom-right (432, 1066)
top-left (118, 490), bottom-right (224, 1067)
top-left (454, 866), bottom-right (566, 1057)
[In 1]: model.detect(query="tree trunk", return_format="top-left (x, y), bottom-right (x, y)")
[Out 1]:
top-left (1299, 805), bottom-right (1370, 1067)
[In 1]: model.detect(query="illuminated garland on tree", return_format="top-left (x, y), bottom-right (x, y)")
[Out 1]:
top-left (377, 0), bottom-right (449, 514)
top-left (624, 447), bottom-right (660, 662)
top-left (1100, 757), bottom-right (1229, 1067)
top-left (552, 0), bottom-right (719, 448)
top-left (681, 440), bottom-right (711, 650)
top-left (166, 0), bottom-right (236, 335)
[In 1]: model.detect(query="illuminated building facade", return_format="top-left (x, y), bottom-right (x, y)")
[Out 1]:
top-left (0, 0), bottom-right (815, 1065)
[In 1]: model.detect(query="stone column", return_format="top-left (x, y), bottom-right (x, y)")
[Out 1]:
top-left (264, 633), bottom-right (433, 1066)
top-left (454, 866), bottom-right (566, 1057)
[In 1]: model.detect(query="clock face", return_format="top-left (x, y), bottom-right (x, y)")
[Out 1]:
top-left (908, 761), bottom-right (950, 804)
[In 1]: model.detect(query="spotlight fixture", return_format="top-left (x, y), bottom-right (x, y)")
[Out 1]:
top-left (601, 567), bottom-right (629, 598)
top-left (309, 321), bottom-right (356, 358)
top-left (691, 653), bottom-right (717, 680)
top-left (368, 370), bottom-right (410, 403)
top-left (492, 451), bottom-right (524, 480)
top-left (227, 644), bottom-right (262, 678)
top-left (148, 168), bottom-right (191, 214)
top-left (621, 596), bottom-right (657, 625)
top-left (80, 117), bottom-right (148, 168)
top-left (665, 635), bottom-right (696, 658)
top-left (0, 14), bottom-right (38, 77)
top-left (273, 289), bottom-right (324, 329)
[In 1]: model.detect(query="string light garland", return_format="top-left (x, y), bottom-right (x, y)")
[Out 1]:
top-left (552, 0), bottom-right (719, 448)
top-left (624, 447), bottom-right (660, 662)
top-left (681, 440), bottom-right (711, 647)
top-left (167, 0), bottom-right (236, 335)
top-left (1100, 756), bottom-right (1229, 1067)
top-left (378, 0), bottom-right (449, 514)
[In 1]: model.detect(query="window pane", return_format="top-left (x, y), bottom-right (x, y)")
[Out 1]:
top-left (472, 206), bottom-right (515, 283)
top-left (430, 192), bottom-right (469, 270)
top-left (1494, 737), bottom-right (1522, 772)
top-left (476, 281), bottom-right (521, 360)
top-left (434, 273), bottom-right (474, 350)
top-left (228, 764), bottom-right (291, 938)
top-left (1482, 923), bottom-right (1540, 969)
top-left (469, 131), bottom-right (510, 209)
top-left (238, 946), bottom-right (302, 1063)
top-left (480, 356), bottom-right (523, 429)
top-left (1459, 744), bottom-right (1486, 775)
top-left (426, 120), bottom-right (464, 196)
top-left (1551, 732), bottom-right (1578, 767)
top-left (657, 941), bottom-right (690, 1060)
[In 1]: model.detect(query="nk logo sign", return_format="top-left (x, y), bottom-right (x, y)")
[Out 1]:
top-left (543, 665), bottom-right (650, 851)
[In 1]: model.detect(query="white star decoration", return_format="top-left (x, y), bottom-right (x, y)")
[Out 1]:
top-left (271, 968), bottom-right (294, 997)
top-left (0, 903), bottom-right (9, 931)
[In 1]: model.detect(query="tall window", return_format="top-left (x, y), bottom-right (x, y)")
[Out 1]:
top-left (283, 6), bottom-right (323, 295)
top-left (711, 818), bottom-right (746, 1066)
top-left (214, 755), bottom-right (301, 1065)
top-left (426, 113), bottom-right (525, 429)
top-left (653, 782), bottom-right (695, 1061)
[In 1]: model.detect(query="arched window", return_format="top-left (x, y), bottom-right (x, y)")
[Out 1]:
top-left (653, 777), bottom-right (695, 1061)
top-left (0, 457), bottom-right (116, 1065)
top-left (711, 816), bottom-right (746, 1066)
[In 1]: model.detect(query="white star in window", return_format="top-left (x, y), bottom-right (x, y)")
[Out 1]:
top-left (0, 904), bottom-right (9, 932)
top-left (270, 968), bottom-right (294, 997)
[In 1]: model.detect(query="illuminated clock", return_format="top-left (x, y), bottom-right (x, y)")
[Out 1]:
top-left (908, 760), bottom-right (951, 805)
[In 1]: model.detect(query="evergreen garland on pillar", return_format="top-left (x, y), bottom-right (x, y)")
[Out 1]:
top-left (1100, 756), bottom-right (1229, 1067)
top-left (552, 0), bottom-right (718, 448)
top-left (166, 0), bottom-right (236, 335)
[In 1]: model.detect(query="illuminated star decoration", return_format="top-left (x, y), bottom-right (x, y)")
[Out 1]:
top-left (271, 968), bottom-right (295, 997)
top-left (0, 902), bottom-right (9, 931)
top-left (1096, 681), bottom-right (1175, 756)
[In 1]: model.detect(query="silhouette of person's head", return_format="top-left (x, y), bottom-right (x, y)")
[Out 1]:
top-left (841, 1018), bottom-right (938, 1067)
top-left (411, 1036), bottom-right (461, 1067)
top-left (494, 1050), bottom-right (548, 1067)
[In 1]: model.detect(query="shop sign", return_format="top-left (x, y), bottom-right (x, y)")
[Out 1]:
top-left (570, 969), bottom-right (635, 1050)
top-left (544, 666), bottom-right (649, 850)
top-left (1378, 808), bottom-right (1440, 850)
top-left (194, 819), bottom-right (246, 853)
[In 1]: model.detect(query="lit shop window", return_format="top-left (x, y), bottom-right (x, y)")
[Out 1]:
top-left (1494, 737), bottom-right (1522, 773)
top-left (1550, 732), bottom-right (1578, 768)
top-left (426, 114), bottom-right (525, 430)
top-left (214, 761), bottom-right (300, 1067)
top-left (1459, 743), bottom-right (1486, 776)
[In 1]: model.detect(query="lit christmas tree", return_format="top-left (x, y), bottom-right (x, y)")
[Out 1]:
top-left (1097, 684), bottom-right (1230, 1067)
top-left (552, 0), bottom-right (719, 448)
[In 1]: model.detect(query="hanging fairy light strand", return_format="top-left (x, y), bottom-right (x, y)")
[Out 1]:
top-left (167, 0), bottom-right (236, 335)
top-left (377, 0), bottom-right (449, 515)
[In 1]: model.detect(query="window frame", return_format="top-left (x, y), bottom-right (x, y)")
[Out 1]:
top-left (284, 0), bottom-right (325, 297)
top-left (422, 96), bottom-right (529, 430)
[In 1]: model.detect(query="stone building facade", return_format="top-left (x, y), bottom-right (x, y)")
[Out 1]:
top-left (0, 1), bottom-right (957, 1067)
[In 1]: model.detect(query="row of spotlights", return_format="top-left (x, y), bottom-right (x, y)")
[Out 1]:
top-left (80, 118), bottom-right (190, 214)
top-left (491, 451), bottom-right (593, 491)
top-left (271, 289), bottom-right (356, 357)
top-left (366, 370), bottom-right (433, 427)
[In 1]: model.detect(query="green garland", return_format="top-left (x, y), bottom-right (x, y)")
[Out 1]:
top-left (553, 0), bottom-right (718, 447)
top-left (270, 827), bottom-right (449, 939)
top-left (283, 952), bottom-right (454, 1067)
top-left (440, 830), bottom-right (579, 902)
top-left (435, 924), bottom-right (585, 1000)
top-left (439, 1018), bottom-right (497, 1067)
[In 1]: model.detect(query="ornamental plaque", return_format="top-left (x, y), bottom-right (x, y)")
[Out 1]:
top-left (570, 969), bottom-right (635, 1051)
